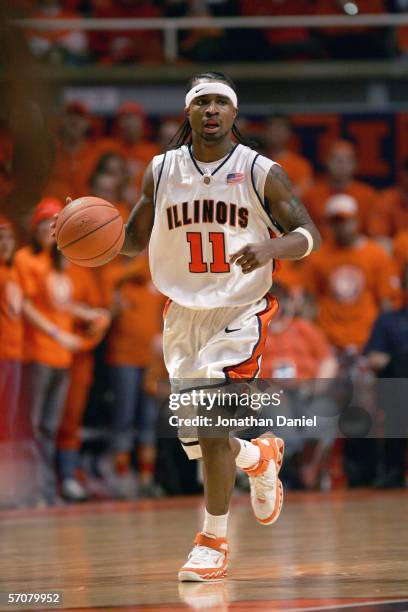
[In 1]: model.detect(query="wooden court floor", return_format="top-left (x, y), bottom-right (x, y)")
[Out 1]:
top-left (1, 490), bottom-right (407, 612)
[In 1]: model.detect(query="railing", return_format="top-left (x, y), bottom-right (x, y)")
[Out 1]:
top-left (14, 14), bottom-right (408, 62)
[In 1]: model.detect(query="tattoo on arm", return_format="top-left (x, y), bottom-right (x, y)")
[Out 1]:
top-left (266, 164), bottom-right (317, 234)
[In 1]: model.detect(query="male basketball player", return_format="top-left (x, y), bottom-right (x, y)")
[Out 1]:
top-left (122, 71), bottom-right (321, 581)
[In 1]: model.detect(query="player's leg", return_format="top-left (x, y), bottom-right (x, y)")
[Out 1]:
top-left (178, 435), bottom-right (233, 582)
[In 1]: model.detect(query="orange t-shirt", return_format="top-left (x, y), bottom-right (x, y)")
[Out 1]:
top-left (261, 318), bottom-right (331, 379)
top-left (368, 188), bottom-right (408, 238)
top-left (14, 247), bottom-right (74, 368)
top-left (274, 150), bottom-right (313, 197)
top-left (0, 262), bottom-right (24, 361)
top-left (303, 178), bottom-right (376, 236)
top-left (100, 253), bottom-right (163, 367)
top-left (273, 259), bottom-right (303, 292)
top-left (44, 138), bottom-right (101, 201)
top-left (393, 230), bottom-right (408, 279)
top-left (66, 264), bottom-right (102, 308)
top-left (301, 238), bottom-right (401, 349)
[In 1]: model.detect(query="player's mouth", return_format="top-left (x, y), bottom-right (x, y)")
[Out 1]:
top-left (203, 120), bottom-right (221, 133)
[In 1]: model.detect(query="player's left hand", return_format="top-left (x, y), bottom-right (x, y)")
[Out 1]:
top-left (230, 241), bottom-right (275, 274)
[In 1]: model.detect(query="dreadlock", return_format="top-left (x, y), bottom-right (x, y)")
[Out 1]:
top-left (169, 71), bottom-right (249, 149)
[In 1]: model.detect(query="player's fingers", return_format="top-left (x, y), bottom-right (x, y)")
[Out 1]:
top-left (243, 262), bottom-right (260, 274)
top-left (229, 246), bottom-right (248, 263)
top-left (239, 252), bottom-right (257, 266)
top-left (235, 254), bottom-right (251, 267)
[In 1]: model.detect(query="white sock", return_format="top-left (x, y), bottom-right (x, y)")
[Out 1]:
top-left (203, 510), bottom-right (229, 539)
top-left (235, 438), bottom-right (261, 470)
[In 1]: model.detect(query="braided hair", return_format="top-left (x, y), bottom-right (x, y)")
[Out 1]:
top-left (169, 71), bottom-right (248, 149)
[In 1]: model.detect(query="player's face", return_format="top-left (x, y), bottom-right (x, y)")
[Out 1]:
top-left (187, 87), bottom-right (237, 142)
top-left (0, 227), bottom-right (15, 263)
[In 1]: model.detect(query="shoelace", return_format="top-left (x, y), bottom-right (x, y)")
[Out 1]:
top-left (188, 545), bottom-right (223, 565)
top-left (250, 469), bottom-right (276, 501)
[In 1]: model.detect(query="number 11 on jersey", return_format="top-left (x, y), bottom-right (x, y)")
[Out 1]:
top-left (186, 232), bottom-right (230, 273)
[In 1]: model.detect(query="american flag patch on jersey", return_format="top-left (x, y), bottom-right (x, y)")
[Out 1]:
top-left (226, 172), bottom-right (245, 184)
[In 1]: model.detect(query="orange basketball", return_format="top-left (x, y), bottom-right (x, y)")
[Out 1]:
top-left (55, 196), bottom-right (125, 267)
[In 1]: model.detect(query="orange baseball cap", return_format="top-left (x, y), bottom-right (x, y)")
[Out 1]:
top-left (326, 194), bottom-right (358, 219)
top-left (31, 197), bottom-right (63, 229)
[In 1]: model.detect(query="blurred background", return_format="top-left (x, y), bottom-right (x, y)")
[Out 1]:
top-left (1, 0), bottom-right (408, 509)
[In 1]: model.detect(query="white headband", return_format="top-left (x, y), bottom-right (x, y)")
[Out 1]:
top-left (185, 83), bottom-right (238, 109)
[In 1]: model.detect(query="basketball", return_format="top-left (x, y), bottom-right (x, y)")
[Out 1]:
top-left (55, 196), bottom-right (125, 267)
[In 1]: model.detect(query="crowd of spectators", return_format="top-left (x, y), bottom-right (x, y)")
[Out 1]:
top-left (1, 100), bottom-right (407, 509)
top-left (9, 0), bottom-right (408, 65)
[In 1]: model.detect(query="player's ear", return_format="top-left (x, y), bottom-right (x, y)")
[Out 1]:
top-left (185, 106), bottom-right (190, 119)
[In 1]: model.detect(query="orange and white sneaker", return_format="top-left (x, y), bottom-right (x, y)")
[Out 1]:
top-left (178, 532), bottom-right (228, 582)
top-left (243, 434), bottom-right (284, 526)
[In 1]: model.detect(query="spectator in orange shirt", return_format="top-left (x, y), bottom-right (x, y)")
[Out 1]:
top-left (44, 101), bottom-right (100, 202)
top-left (302, 194), bottom-right (401, 352)
top-left (97, 103), bottom-right (160, 199)
top-left (15, 198), bottom-right (103, 505)
top-left (265, 115), bottom-right (313, 198)
top-left (303, 140), bottom-right (376, 237)
top-left (0, 217), bottom-right (23, 438)
top-left (368, 158), bottom-right (408, 241)
top-left (100, 253), bottom-right (163, 498)
top-left (394, 229), bottom-right (408, 280)
top-left (261, 282), bottom-right (338, 489)
top-left (57, 263), bottom-right (110, 502)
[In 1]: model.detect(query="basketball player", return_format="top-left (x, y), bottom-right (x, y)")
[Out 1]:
top-left (124, 71), bottom-right (321, 581)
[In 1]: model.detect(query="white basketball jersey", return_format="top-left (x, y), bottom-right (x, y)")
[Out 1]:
top-left (149, 143), bottom-right (281, 309)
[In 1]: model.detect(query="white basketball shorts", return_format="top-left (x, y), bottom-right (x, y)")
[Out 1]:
top-left (162, 294), bottom-right (278, 458)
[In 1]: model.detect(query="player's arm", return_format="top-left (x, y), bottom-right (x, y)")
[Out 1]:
top-left (230, 165), bottom-right (321, 274)
top-left (121, 161), bottom-right (155, 257)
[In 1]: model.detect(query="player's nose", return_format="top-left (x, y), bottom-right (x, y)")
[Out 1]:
top-left (205, 101), bottom-right (219, 115)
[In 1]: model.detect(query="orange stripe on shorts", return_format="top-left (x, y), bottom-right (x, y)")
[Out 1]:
top-left (223, 294), bottom-right (278, 381)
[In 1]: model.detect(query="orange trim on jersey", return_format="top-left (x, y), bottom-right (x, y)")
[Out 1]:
top-left (223, 294), bottom-right (278, 380)
top-left (163, 298), bottom-right (172, 320)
